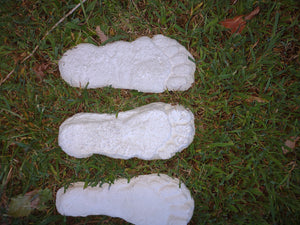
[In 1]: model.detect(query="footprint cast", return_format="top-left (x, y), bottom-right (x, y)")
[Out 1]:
top-left (58, 102), bottom-right (195, 160)
top-left (56, 35), bottom-right (196, 224)
top-left (59, 35), bottom-right (195, 93)
top-left (56, 174), bottom-right (194, 225)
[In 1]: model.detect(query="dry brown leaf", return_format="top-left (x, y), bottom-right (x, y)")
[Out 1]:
top-left (245, 96), bottom-right (268, 103)
top-left (282, 136), bottom-right (299, 154)
top-left (220, 6), bottom-right (260, 34)
top-left (25, 190), bottom-right (40, 208)
top-left (33, 62), bottom-right (50, 81)
top-left (220, 15), bottom-right (246, 34)
top-left (7, 189), bottom-right (52, 217)
top-left (96, 26), bottom-right (108, 43)
top-left (244, 7), bottom-right (260, 21)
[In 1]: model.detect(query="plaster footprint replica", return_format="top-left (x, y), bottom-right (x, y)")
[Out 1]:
top-left (56, 174), bottom-right (194, 225)
top-left (59, 35), bottom-right (195, 93)
top-left (58, 102), bottom-right (194, 160)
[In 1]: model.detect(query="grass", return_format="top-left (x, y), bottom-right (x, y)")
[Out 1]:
top-left (0, 0), bottom-right (299, 224)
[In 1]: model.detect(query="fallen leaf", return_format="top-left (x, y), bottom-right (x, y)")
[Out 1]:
top-left (96, 26), bottom-right (108, 43)
top-left (7, 194), bottom-right (32, 217)
top-left (220, 15), bottom-right (246, 34)
top-left (220, 6), bottom-right (260, 34)
top-left (245, 96), bottom-right (268, 103)
top-left (33, 62), bottom-right (50, 81)
top-left (244, 6), bottom-right (260, 21)
top-left (282, 136), bottom-right (299, 154)
top-left (7, 189), bottom-right (52, 217)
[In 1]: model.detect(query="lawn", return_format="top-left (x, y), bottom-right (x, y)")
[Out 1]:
top-left (1, 0), bottom-right (299, 224)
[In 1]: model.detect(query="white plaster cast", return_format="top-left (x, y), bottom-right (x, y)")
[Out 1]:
top-left (58, 102), bottom-right (195, 160)
top-left (59, 35), bottom-right (195, 93)
top-left (56, 174), bottom-right (194, 225)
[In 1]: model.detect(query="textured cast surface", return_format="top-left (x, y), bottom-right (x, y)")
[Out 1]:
top-left (56, 174), bottom-right (194, 225)
top-left (58, 102), bottom-right (195, 159)
top-left (59, 35), bottom-right (195, 93)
